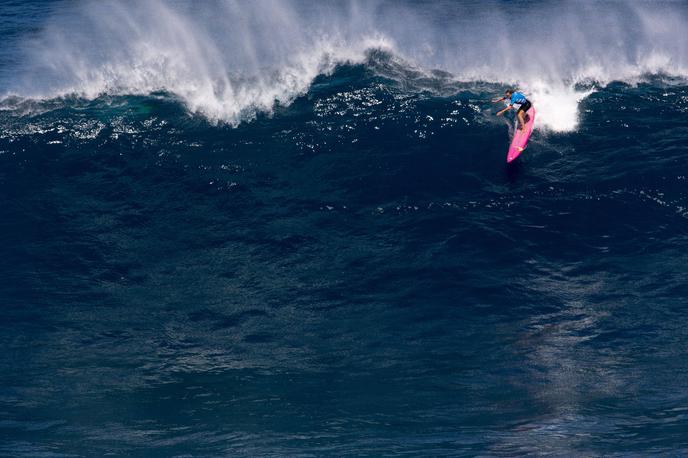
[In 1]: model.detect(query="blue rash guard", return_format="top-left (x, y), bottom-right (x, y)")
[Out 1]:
top-left (507, 92), bottom-right (528, 109)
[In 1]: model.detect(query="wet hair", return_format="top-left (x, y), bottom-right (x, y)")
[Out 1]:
top-left (505, 89), bottom-right (514, 95)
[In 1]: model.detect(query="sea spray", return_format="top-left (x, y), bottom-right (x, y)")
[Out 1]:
top-left (4, 0), bottom-right (688, 131)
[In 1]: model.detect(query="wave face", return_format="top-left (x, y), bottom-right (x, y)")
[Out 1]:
top-left (4, 0), bottom-right (688, 131)
top-left (2, 2), bottom-right (688, 457)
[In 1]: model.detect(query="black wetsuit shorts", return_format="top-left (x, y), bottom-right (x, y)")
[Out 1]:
top-left (517, 100), bottom-right (532, 113)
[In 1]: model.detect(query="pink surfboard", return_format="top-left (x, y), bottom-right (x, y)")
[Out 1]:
top-left (506, 107), bottom-right (535, 163)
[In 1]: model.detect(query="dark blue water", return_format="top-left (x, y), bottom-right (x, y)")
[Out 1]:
top-left (2, 1), bottom-right (688, 456)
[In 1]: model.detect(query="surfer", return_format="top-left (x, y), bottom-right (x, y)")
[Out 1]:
top-left (493, 89), bottom-right (532, 131)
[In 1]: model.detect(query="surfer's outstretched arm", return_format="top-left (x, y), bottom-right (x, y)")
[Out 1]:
top-left (496, 105), bottom-right (512, 116)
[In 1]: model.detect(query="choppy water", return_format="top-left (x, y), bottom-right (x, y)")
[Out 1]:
top-left (1, 1), bottom-right (688, 456)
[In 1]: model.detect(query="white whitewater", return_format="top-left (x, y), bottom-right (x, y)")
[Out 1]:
top-left (6, 0), bottom-right (688, 131)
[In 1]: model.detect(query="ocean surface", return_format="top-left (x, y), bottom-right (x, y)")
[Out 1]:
top-left (1, 1), bottom-right (688, 456)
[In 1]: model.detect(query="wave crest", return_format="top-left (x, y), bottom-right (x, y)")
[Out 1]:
top-left (4, 0), bottom-right (688, 131)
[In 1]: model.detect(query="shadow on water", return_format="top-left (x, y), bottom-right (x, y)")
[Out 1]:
top-left (506, 158), bottom-right (524, 184)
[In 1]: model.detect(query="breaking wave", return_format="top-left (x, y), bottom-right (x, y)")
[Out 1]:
top-left (3, 0), bottom-right (688, 131)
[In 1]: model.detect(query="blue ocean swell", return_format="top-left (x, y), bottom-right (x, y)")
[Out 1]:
top-left (1, 1), bottom-right (688, 456)
top-left (2, 59), bottom-right (688, 455)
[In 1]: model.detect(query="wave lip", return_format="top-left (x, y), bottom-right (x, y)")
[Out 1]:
top-left (4, 0), bottom-right (688, 131)
top-left (6, 0), bottom-right (396, 125)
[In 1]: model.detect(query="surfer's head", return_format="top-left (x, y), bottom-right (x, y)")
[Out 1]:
top-left (505, 89), bottom-right (514, 96)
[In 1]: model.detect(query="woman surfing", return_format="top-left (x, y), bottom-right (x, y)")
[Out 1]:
top-left (493, 89), bottom-right (532, 131)
top-left (492, 89), bottom-right (536, 163)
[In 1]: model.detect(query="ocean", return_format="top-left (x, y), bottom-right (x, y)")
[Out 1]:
top-left (1, 0), bottom-right (688, 456)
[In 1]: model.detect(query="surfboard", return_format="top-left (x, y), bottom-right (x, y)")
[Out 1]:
top-left (506, 106), bottom-right (535, 163)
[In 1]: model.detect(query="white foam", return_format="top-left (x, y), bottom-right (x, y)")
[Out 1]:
top-left (4, 0), bottom-right (688, 131)
top-left (521, 82), bottom-right (593, 133)
top-left (9, 0), bottom-right (395, 125)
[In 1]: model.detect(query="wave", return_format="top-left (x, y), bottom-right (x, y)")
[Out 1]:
top-left (3, 0), bottom-right (688, 132)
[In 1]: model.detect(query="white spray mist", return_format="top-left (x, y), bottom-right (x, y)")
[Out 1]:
top-left (7, 0), bottom-right (688, 131)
